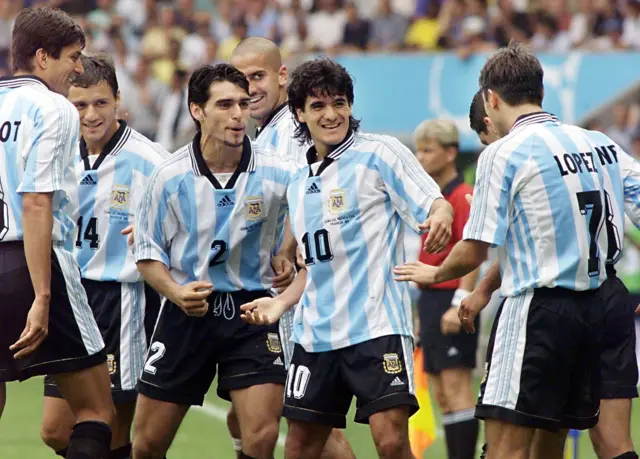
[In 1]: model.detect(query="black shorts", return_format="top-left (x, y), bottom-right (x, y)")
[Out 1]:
top-left (282, 335), bottom-right (419, 429)
top-left (45, 280), bottom-right (161, 404)
top-left (0, 242), bottom-right (105, 382)
top-left (476, 287), bottom-right (604, 432)
top-left (597, 275), bottom-right (639, 399)
top-left (418, 288), bottom-right (480, 373)
top-left (137, 289), bottom-right (286, 406)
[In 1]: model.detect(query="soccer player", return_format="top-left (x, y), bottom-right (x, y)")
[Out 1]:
top-left (466, 91), bottom-right (640, 459)
top-left (131, 63), bottom-right (296, 459)
top-left (230, 37), bottom-right (356, 459)
top-left (239, 57), bottom-right (454, 459)
top-left (394, 42), bottom-right (633, 459)
top-left (0, 7), bottom-right (114, 459)
top-left (412, 119), bottom-right (480, 459)
top-left (469, 89), bottom-right (499, 146)
top-left (39, 54), bottom-right (168, 459)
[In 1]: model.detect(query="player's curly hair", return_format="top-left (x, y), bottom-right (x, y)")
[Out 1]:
top-left (479, 41), bottom-right (544, 107)
top-left (287, 58), bottom-right (360, 146)
top-left (188, 63), bottom-right (250, 132)
top-left (469, 89), bottom-right (488, 135)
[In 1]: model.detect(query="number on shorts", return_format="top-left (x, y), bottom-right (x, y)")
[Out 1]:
top-left (143, 341), bottom-right (166, 375)
top-left (286, 364), bottom-right (311, 400)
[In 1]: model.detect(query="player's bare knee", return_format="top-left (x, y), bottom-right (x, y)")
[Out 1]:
top-left (372, 428), bottom-right (406, 459)
top-left (40, 422), bottom-right (72, 452)
top-left (132, 433), bottom-right (167, 459)
top-left (241, 418), bottom-right (279, 456)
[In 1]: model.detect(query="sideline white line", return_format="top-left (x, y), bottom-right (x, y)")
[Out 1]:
top-left (193, 401), bottom-right (287, 449)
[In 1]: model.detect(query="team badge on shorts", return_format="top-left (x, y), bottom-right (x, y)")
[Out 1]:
top-left (328, 189), bottom-right (347, 215)
top-left (244, 196), bottom-right (264, 222)
top-left (110, 185), bottom-right (130, 210)
top-left (107, 354), bottom-right (117, 375)
top-left (266, 333), bottom-right (282, 353)
top-left (383, 353), bottom-right (403, 374)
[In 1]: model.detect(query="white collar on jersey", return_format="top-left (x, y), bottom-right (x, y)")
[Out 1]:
top-left (0, 74), bottom-right (49, 89)
top-left (255, 101), bottom-right (289, 139)
top-left (305, 129), bottom-right (356, 165)
top-left (80, 120), bottom-right (131, 170)
top-left (509, 111), bottom-right (559, 134)
top-left (188, 133), bottom-right (256, 189)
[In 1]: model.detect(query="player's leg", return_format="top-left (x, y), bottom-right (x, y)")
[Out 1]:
top-left (0, 382), bottom-right (5, 418)
top-left (484, 420), bottom-right (535, 459)
top-left (133, 296), bottom-right (219, 457)
top-left (440, 367), bottom-right (479, 459)
top-left (529, 428), bottom-right (568, 459)
top-left (282, 344), bottom-right (351, 459)
top-left (589, 275), bottom-right (638, 459)
top-left (345, 335), bottom-right (418, 459)
top-left (320, 429), bottom-right (356, 459)
top-left (41, 385), bottom-right (75, 456)
top-left (227, 406), bottom-right (243, 458)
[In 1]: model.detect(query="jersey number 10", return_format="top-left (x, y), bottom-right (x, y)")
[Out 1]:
top-left (301, 229), bottom-right (334, 265)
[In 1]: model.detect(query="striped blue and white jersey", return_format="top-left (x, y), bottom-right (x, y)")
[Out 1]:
top-left (66, 122), bottom-right (169, 283)
top-left (0, 76), bottom-right (80, 244)
top-left (254, 102), bottom-right (308, 168)
top-left (464, 112), bottom-right (631, 297)
top-left (134, 135), bottom-right (295, 291)
top-left (287, 130), bottom-right (443, 352)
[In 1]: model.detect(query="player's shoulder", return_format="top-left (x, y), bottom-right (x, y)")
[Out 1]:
top-left (250, 138), bottom-right (297, 173)
top-left (15, 84), bottom-right (79, 128)
top-left (152, 144), bottom-right (191, 180)
top-left (353, 131), bottom-right (410, 156)
top-left (124, 127), bottom-right (171, 164)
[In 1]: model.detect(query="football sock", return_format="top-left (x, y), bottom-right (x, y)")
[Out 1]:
top-left (110, 443), bottom-right (132, 458)
top-left (66, 421), bottom-right (112, 459)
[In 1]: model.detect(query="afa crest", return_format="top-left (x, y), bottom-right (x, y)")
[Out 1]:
top-left (107, 354), bottom-right (117, 375)
top-left (266, 333), bottom-right (282, 353)
top-left (110, 185), bottom-right (130, 210)
top-left (244, 196), bottom-right (264, 221)
top-left (383, 353), bottom-right (403, 374)
top-left (328, 189), bottom-right (347, 215)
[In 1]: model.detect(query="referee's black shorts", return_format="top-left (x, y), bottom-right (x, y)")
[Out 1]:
top-left (476, 286), bottom-right (604, 432)
top-left (0, 241), bottom-right (105, 382)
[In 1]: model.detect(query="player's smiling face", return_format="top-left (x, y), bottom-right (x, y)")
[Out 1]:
top-left (69, 81), bottom-right (119, 146)
top-left (42, 43), bottom-right (84, 97)
top-left (297, 93), bottom-right (351, 150)
top-left (231, 53), bottom-right (287, 124)
top-left (194, 80), bottom-right (250, 148)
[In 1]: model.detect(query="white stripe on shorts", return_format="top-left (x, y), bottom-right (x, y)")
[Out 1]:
top-left (279, 308), bottom-right (296, 368)
top-left (481, 290), bottom-right (534, 409)
top-left (53, 246), bottom-right (103, 354)
top-left (120, 282), bottom-right (148, 391)
top-left (401, 335), bottom-right (415, 395)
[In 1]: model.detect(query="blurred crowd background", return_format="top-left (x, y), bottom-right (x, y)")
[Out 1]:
top-left (1, 0), bottom-right (640, 153)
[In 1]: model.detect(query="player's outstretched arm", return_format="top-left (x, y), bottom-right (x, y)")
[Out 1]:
top-left (419, 198), bottom-right (454, 253)
top-left (137, 260), bottom-right (213, 317)
top-left (241, 269), bottom-right (307, 326)
top-left (10, 192), bottom-right (54, 359)
top-left (458, 260), bottom-right (501, 333)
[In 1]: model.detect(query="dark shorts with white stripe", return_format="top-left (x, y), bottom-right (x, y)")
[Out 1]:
top-left (44, 279), bottom-right (161, 404)
top-left (476, 286), bottom-right (605, 432)
top-left (137, 289), bottom-right (286, 406)
top-left (0, 241), bottom-right (105, 382)
top-left (596, 271), bottom-right (638, 399)
top-left (283, 335), bottom-right (419, 428)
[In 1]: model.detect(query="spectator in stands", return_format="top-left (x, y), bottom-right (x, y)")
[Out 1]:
top-left (455, 15), bottom-right (495, 59)
top-left (246, 0), bottom-right (278, 41)
top-left (212, 0), bottom-right (233, 42)
top-left (218, 15), bottom-right (248, 61)
top-left (622, 0), bottom-right (640, 49)
top-left (405, 0), bottom-right (442, 50)
top-left (306, 0), bottom-right (347, 52)
top-left (530, 11), bottom-right (571, 52)
top-left (156, 67), bottom-right (193, 151)
top-left (607, 103), bottom-right (635, 153)
top-left (180, 11), bottom-right (214, 71)
top-left (341, 1), bottom-right (369, 51)
top-left (491, 0), bottom-right (533, 48)
top-left (368, 0), bottom-right (408, 51)
top-left (278, 0), bottom-right (309, 56)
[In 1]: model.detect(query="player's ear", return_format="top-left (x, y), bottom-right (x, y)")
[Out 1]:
top-left (279, 65), bottom-right (288, 87)
top-left (114, 89), bottom-right (121, 110)
top-left (190, 102), bottom-right (204, 123)
top-left (295, 107), bottom-right (306, 124)
top-left (34, 48), bottom-right (49, 70)
top-left (486, 89), bottom-right (499, 110)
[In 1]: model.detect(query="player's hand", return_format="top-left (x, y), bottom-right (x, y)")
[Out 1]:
top-left (240, 297), bottom-right (288, 325)
top-left (394, 261), bottom-right (440, 286)
top-left (271, 254), bottom-right (295, 292)
top-left (419, 213), bottom-right (452, 253)
top-left (458, 289), bottom-right (491, 333)
top-left (121, 224), bottom-right (134, 246)
top-left (441, 306), bottom-right (462, 335)
top-left (170, 281), bottom-right (213, 317)
top-left (465, 193), bottom-right (473, 206)
top-left (295, 247), bottom-right (306, 271)
top-left (10, 296), bottom-right (50, 359)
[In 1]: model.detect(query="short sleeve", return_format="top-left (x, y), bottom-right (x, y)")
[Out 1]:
top-left (619, 147), bottom-right (640, 228)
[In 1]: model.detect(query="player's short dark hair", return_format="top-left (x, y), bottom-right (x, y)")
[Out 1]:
top-left (288, 57), bottom-right (360, 145)
top-left (188, 63), bottom-right (250, 132)
top-left (469, 89), bottom-right (487, 135)
top-left (11, 7), bottom-right (85, 74)
top-left (479, 41), bottom-right (543, 107)
top-left (70, 54), bottom-right (118, 96)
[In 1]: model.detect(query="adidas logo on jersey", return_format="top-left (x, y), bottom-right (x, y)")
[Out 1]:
top-left (390, 377), bottom-right (404, 387)
top-left (273, 356), bottom-right (284, 366)
top-left (80, 175), bottom-right (97, 186)
top-left (217, 195), bottom-right (234, 208)
top-left (306, 183), bottom-right (320, 194)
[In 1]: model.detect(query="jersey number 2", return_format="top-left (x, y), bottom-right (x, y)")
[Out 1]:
top-left (576, 190), bottom-right (620, 276)
top-left (301, 229), bottom-right (333, 265)
top-left (76, 216), bottom-right (100, 249)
